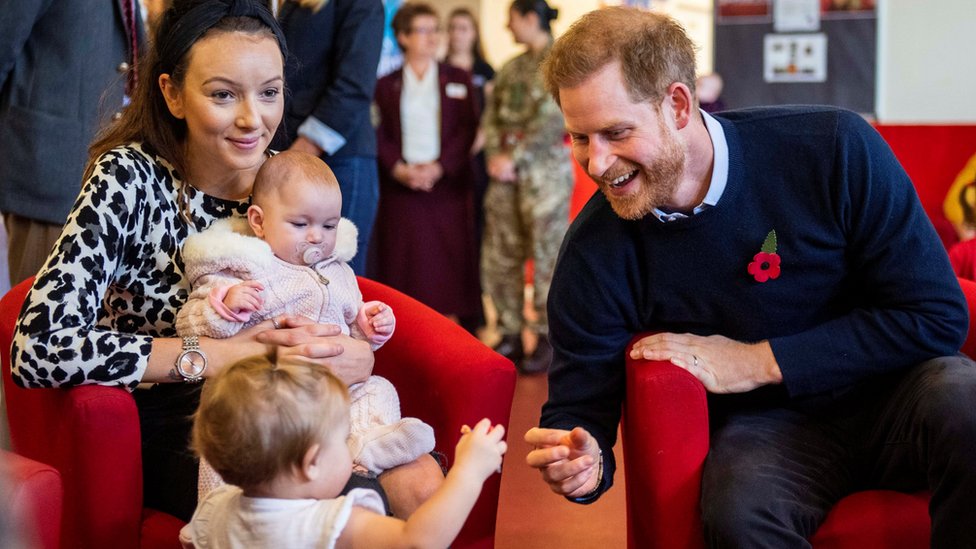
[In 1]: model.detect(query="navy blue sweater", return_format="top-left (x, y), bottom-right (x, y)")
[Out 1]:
top-left (542, 106), bottom-right (968, 500)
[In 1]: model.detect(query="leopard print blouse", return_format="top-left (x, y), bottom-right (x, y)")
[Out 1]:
top-left (11, 143), bottom-right (250, 390)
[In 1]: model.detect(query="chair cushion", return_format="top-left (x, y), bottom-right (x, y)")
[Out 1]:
top-left (140, 508), bottom-right (186, 549)
top-left (811, 490), bottom-right (930, 549)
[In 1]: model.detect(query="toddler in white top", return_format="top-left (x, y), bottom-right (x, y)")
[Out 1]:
top-left (179, 354), bottom-right (507, 549)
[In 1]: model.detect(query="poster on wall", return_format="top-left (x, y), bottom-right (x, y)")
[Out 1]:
top-left (715, 0), bottom-right (875, 113)
top-left (763, 33), bottom-right (827, 82)
top-left (820, 0), bottom-right (875, 14)
top-left (378, 0), bottom-right (403, 77)
top-left (717, 0), bottom-right (770, 19)
top-left (773, 0), bottom-right (819, 31)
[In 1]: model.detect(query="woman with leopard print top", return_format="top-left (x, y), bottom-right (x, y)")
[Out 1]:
top-left (8, 0), bottom-right (378, 521)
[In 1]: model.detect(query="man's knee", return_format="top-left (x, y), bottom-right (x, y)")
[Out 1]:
top-left (701, 479), bottom-right (818, 549)
top-left (911, 356), bottom-right (976, 433)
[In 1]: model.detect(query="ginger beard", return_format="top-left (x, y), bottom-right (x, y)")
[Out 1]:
top-left (596, 115), bottom-right (685, 221)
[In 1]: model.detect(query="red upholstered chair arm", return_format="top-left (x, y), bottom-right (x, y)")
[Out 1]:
top-left (357, 277), bottom-right (516, 549)
top-left (5, 386), bottom-right (144, 548)
top-left (1, 278), bottom-right (145, 548)
top-left (1, 450), bottom-right (63, 549)
top-left (623, 335), bottom-right (709, 549)
top-left (957, 277), bottom-right (976, 357)
top-left (620, 279), bottom-right (974, 548)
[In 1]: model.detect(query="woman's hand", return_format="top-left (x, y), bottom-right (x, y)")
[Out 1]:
top-left (414, 162), bottom-right (442, 190)
top-left (392, 161), bottom-right (439, 192)
top-left (255, 315), bottom-right (374, 385)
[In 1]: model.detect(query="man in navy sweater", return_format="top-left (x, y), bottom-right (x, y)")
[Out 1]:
top-left (524, 7), bottom-right (976, 547)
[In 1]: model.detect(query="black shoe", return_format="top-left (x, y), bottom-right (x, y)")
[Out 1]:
top-left (519, 335), bottom-right (552, 375)
top-left (493, 334), bottom-right (524, 363)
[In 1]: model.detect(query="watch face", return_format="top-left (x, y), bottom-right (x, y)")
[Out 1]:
top-left (179, 350), bottom-right (207, 378)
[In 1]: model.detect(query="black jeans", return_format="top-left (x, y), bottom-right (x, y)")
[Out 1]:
top-left (700, 356), bottom-right (976, 549)
top-left (135, 383), bottom-right (203, 522)
top-left (135, 383), bottom-right (390, 522)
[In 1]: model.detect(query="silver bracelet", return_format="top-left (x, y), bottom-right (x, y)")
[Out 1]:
top-left (581, 449), bottom-right (604, 498)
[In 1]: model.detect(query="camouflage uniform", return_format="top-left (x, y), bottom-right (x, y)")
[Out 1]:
top-left (481, 43), bottom-right (574, 338)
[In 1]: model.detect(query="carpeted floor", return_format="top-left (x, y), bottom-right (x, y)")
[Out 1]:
top-left (493, 371), bottom-right (627, 548)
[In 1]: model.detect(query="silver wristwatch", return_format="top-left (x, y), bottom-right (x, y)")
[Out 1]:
top-left (175, 336), bottom-right (207, 383)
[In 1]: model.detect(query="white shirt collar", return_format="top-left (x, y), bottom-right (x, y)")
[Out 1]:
top-left (653, 109), bottom-right (729, 223)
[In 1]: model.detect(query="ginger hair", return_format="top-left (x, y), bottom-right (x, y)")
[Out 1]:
top-left (541, 6), bottom-right (698, 107)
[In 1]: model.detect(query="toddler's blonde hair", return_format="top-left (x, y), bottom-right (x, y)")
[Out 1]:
top-left (191, 353), bottom-right (349, 489)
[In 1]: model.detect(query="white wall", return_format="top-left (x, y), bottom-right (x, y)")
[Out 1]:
top-left (479, 0), bottom-right (601, 69)
top-left (877, 0), bottom-right (976, 123)
top-left (479, 0), bottom-right (715, 75)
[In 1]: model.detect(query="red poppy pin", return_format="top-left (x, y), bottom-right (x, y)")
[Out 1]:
top-left (747, 230), bottom-right (781, 283)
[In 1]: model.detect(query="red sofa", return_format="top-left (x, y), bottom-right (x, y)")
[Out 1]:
top-left (1, 276), bottom-right (515, 549)
top-left (621, 277), bottom-right (976, 549)
top-left (1, 449), bottom-right (62, 549)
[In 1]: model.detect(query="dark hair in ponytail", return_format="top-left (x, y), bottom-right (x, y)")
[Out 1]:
top-left (511, 0), bottom-right (558, 33)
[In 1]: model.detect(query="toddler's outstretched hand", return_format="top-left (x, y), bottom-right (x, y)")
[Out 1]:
top-left (356, 300), bottom-right (395, 345)
top-left (454, 418), bottom-right (507, 482)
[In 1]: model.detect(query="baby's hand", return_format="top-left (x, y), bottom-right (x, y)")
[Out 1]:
top-left (357, 301), bottom-right (395, 344)
top-left (365, 301), bottom-right (395, 334)
top-left (453, 418), bottom-right (507, 482)
top-left (224, 280), bottom-right (264, 313)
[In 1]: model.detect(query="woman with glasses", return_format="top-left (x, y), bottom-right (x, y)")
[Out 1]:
top-left (370, 2), bottom-right (482, 334)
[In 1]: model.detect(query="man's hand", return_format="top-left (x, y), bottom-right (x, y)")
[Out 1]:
top-left (487, 153), bottom-right (517, 182)
top-left (524, 426), bottom-right (602, 498)
top-left (629, 333), bottom-right (782, 393)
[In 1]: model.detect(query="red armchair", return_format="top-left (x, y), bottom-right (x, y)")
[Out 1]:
top-left (1, 276), bottom-right (515, 549)
top-left (622, 277), bottom-right (976, 549)
top-left (1, 449), bottom-right (62, 549)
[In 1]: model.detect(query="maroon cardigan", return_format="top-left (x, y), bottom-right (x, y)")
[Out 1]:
top-left (374, 63), bottom-right (479, 181)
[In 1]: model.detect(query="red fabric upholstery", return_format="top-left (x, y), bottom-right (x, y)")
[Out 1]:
top-left (622, 360), bottom-right (708, 549)
top-left (622, 277), bottom-right (976, 549)
top-left (959, 278), bottom-right (976, 359)
top-left (358, 277), bottom-right (516, 549)
top-left (1, 277), bottom-right (180, 549)
top-left (872, 125), bottom-right (976, 223)
top-left (810, 491), bottom-right (929, 549)
top-left (1, 276), bottom-right (516, 549)
top-left (1, 449), bottom-right (62, 549)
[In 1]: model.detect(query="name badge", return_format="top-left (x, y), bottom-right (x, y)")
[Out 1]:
top-left (446, 82), bottom-right (467, 99)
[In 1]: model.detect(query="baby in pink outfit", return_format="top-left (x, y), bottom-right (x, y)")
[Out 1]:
top-left (177, 151), bottom-right (434, 499)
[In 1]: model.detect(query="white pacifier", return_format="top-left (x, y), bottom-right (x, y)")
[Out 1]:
top-left (297, 242), bottom-right (328, 266)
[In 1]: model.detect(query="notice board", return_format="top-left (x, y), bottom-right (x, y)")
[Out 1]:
top-left (713, 0), bottom-right (876, 115)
